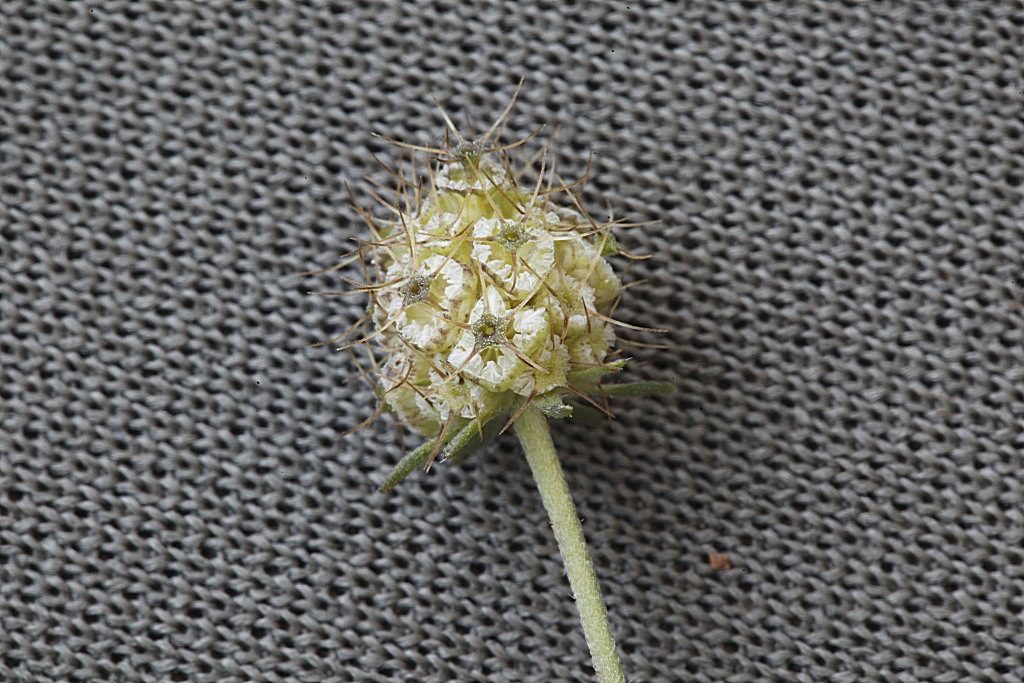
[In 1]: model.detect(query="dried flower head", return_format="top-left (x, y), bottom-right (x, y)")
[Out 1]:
top-left (319, 82), bottom-right (663, 483)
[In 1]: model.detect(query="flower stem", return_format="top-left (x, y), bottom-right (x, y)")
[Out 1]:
top-left (513, 405), bottom-right (625, 683)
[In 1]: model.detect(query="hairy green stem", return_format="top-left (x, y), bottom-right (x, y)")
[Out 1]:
top-left (513, 405), bottom-right (625, 683)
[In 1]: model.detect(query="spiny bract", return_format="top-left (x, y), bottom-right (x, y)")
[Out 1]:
top-left (337, 92), bottom-right (642, 470)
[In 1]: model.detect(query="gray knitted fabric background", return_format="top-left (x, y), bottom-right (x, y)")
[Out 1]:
top-left (3, 1), bottom-right (1024, 681)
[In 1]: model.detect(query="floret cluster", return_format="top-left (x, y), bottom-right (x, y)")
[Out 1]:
top-left (369, 154), bottom-right (622, 437)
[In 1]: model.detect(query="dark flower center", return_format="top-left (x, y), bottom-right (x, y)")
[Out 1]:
top-left (401, 275), bottom-right (431, 305)
top-left (496, 220), bottom-right (530, 251)
top-left (472, 314), bottom-right (506, 347)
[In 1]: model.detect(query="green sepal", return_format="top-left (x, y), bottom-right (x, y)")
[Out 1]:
top-left (378, 395), bottom-right (520, 492)
top-left (565, 403), bottom-right (605, 427)
top-left (445, 394), bottom-right (528, 465)
top-left (534, 390), bottom-right (574, 419)
top-left (441, 411), bottom-right (505, 466)
top-left (377, 421), bottom-right (460, 493)
top-left (566, 359), bottom-right (627, 392)
top-left (598, 381), bottom-right (675, 398)
top-left (563, 381), bottom-right (675, 427)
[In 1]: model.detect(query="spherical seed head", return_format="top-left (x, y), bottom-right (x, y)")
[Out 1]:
top-left (356, 114), bottom-right (625, 437)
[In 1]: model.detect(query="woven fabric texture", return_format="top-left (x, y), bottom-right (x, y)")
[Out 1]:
top-left (3, 2), bottom-right (1023, 681)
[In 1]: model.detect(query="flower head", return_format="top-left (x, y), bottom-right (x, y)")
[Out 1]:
top-left (330, 87), bottom-right (660, 475)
